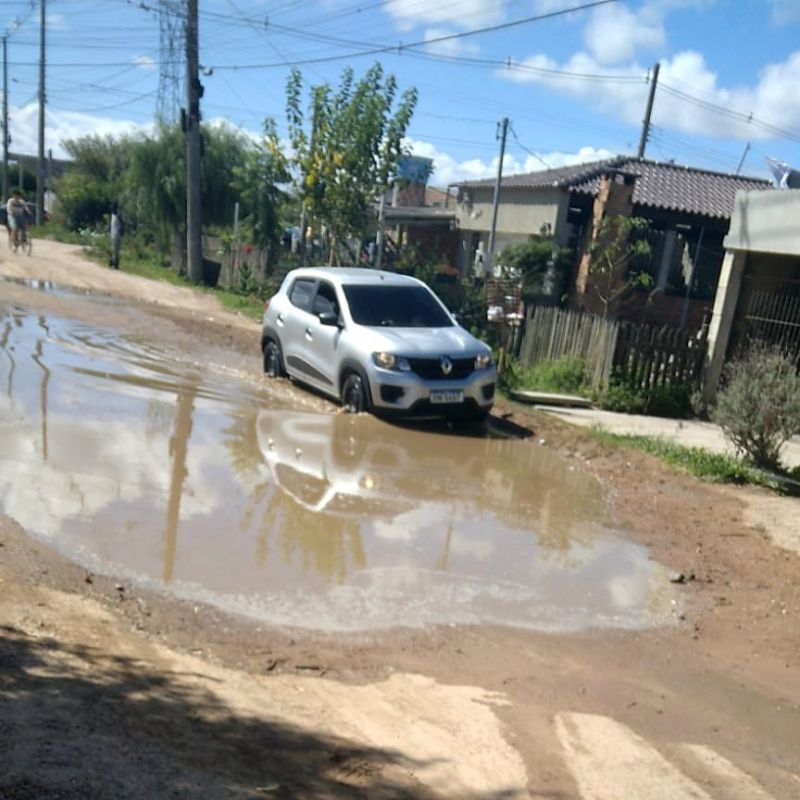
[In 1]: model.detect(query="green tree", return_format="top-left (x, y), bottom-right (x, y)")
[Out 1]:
top-left (124, 124), bottom-right (186, 250)
top-left (200, 122), bottom-right (252, 228)
top-left (498, 236), bottom-right (572, 304)
top-left (582, 215), bottom-right (652, 318)
top-left (124, 122), bottom-right (250, 252)
top-left (286, 63), bottom-right (418, 264)
top-left (231, 121), bottom-right (290, 249)
top-left (54, 134), bottom-right (132, 230)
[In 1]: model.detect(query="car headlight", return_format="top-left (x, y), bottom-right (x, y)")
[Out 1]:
top-left (474, 351), bottom-right (493, 369)
top-left (372, 352), bottom-right (411, 371)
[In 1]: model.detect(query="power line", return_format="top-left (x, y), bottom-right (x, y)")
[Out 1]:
top-left (509, 124), bottom-right (551, 169)
top-left (203, 0), bottom-right (620, 70)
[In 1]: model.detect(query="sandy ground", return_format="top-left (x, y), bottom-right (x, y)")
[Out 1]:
top-left (1, 239), bottom-right (799, 799)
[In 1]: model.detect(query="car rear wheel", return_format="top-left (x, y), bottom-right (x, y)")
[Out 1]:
top-left (263, 339), bottom-right (285, 378)
top-left (341, 372), bottom-right (369, 414)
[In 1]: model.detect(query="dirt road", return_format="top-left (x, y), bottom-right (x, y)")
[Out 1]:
top-left (1, 240), bottom-right (799, 799)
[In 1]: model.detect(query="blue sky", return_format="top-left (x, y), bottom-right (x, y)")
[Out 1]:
top-left (3, 0), bottom-right (800, 187)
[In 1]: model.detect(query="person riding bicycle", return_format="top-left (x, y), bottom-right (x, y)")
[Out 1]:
top-left (6, 190), bottom-right (30, 249)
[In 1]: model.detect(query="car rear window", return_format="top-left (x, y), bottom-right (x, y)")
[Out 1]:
top-left (288, 278), bottom-right (315, 312)
top-left (342, 285), bottom-right (454, 328)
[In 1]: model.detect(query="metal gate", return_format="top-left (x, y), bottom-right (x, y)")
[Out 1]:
top-left (731, 262), bottom-right (800, 366)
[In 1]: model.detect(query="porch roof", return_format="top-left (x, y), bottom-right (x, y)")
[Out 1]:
top-left (383, 206), bottom-right (455, 226)
top-left (457, 156), bottom-right (772, 220)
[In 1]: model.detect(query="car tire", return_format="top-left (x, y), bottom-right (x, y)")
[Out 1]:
top-left (263, 339), bottom-right (285, 378)
top-left (341, 372), bottom-right (370, 414)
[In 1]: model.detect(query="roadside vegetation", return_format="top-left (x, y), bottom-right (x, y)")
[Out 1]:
top-left (587, 428), bottom-right (799, 493)
top-left (711, 344), bottom-right (800, 471)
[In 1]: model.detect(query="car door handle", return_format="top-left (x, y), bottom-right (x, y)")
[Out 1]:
top-left (276, 313), bottom-right (285, 325)
top-left (305, 327), bottom-right (313, 340)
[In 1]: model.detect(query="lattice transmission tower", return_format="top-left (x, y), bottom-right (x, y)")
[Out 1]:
top-left (157, 0), bottom-right (185, 123)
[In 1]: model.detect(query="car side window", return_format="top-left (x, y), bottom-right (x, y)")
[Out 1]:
top-left (312, 281), bottom-right (339, 317)
top-left (288, 278), bottom-right (315, 312)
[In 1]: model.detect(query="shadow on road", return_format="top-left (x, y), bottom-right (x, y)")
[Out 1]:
top-left (0, 625), bottom-right (521, 799)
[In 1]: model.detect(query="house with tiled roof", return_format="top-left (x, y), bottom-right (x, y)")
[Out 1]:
top-left (456, 157), bottom-right (772, 327)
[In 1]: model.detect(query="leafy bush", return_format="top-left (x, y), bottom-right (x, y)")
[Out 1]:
top-left (712, 344), bottom-right (800, 470)
top-left (597, 379), bottom-right (647, 414)
top-left (597, 374), bottom-right (693, 418)
top-left (646, 382), bottom-right (694, 418)
top-left (525, 356), bottom-right (590, 396)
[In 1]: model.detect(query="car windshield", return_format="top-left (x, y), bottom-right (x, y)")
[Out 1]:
top-left (342, 284), bottom-right (454, 328)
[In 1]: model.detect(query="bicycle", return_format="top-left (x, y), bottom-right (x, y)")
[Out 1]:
top-left (9, 209), bottom-right (33, 255)
top-left (9, 224), bottom-right (32, 255)
top-left (15, 225), bottom-right (33, 256)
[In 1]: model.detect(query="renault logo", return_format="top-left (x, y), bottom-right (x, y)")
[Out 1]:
top-left (440, 356), bottom-right (453, 375)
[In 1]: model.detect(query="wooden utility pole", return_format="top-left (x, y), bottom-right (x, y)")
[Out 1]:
top-left (185, 0), bottom-right (203, 283)
top-left (637, 63), bottom-right (660, 159)
top-left (36, 0), bottom-right (45, 223)
top-left (486, 116), bottom-right (509, 276)
top-left (2, 36), bottom-right (8, 201)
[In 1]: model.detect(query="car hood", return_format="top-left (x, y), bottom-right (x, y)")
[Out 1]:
top-left (357, 325), bottom-right (487, 356)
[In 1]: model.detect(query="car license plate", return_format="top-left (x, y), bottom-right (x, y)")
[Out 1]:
top-left (430, 389), bottom-right (464, 404)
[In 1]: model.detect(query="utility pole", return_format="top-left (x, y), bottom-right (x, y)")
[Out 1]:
top-left (486, 117), bottom-right (509, 276)
top-left (185, 0), bottom-right (203, 283)
top-left (36, 0), bottom-right (45, 224)
top-left (637, 62), bottom-right (660, 160)
top-left (735, 142), bottom-right (751, 176)
top-left (374, 191), bottom-right (386, 269)
top-left (2, 36), bottom-right (8, 202)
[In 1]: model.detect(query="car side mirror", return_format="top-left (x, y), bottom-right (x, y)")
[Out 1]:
top-left (318, 310), bottom-right (340, 327)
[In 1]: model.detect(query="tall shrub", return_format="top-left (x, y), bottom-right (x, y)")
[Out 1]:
top-left (712, 344), bottom-right (800, 470)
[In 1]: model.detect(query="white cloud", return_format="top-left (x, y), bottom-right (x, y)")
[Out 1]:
top-left (424, 28), bottom-right (480, 58)
top-left (134, 54), bottom-right (156, 70)
top-left (10, 102), bottom-right (149, 159)
top-left (498, 48), bottom-right (800, 141)
top-left (584, 3), bottom-right (664, 64)
top-left (771, 0), bottom-right (800, 24)
top-left (406, 137), bottom-right (616, 185)
top-left (385, 0), bottom-right (505, 32)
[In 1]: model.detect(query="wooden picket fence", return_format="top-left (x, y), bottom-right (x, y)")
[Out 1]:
top-left (612, 318), bottom-right (708, 391)
top-left (518, 305), bottom-right (708, 391)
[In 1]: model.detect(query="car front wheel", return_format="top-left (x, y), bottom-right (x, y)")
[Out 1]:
top-left (341, 372), bottom-right (369, 414)
top-left (263, 339), bottom-right (285, 378)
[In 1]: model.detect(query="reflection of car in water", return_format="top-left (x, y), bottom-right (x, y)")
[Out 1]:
top-left (255, 410), bottom-right (608, 545)
top-left (256, 410), bottom-right (417, 517)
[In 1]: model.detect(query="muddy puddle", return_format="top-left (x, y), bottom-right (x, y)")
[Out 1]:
top-left (0, 303), bottom-right (680, 632)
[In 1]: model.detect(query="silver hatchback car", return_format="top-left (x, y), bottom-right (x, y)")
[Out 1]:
top-left (261, 267), bottom-right (496, 421)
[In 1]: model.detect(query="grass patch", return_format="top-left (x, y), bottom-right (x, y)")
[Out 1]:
top-left (587, 427), bottom-right (784, 491)
top-left (501, 355), bottom-right (591, 397)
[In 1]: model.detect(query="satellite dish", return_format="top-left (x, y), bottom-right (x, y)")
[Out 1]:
top-left (765, 157), bottom-right (800, 189)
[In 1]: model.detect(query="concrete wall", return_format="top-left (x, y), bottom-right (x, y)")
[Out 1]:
top-left (705, 189), bottom-right (800, 400)
top-left (456, 186), bottom-right (569, 244)
top-left (724, 189), bottom-right (800, 256)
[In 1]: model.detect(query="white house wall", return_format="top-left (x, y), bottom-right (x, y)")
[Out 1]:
top-left (456, 187), bottom-right (570, 245)
top-left (724, 189), bottom-right (800, 256)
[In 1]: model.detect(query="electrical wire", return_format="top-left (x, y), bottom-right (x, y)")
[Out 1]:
top-left (509, 124), bottom-right (551, 169)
